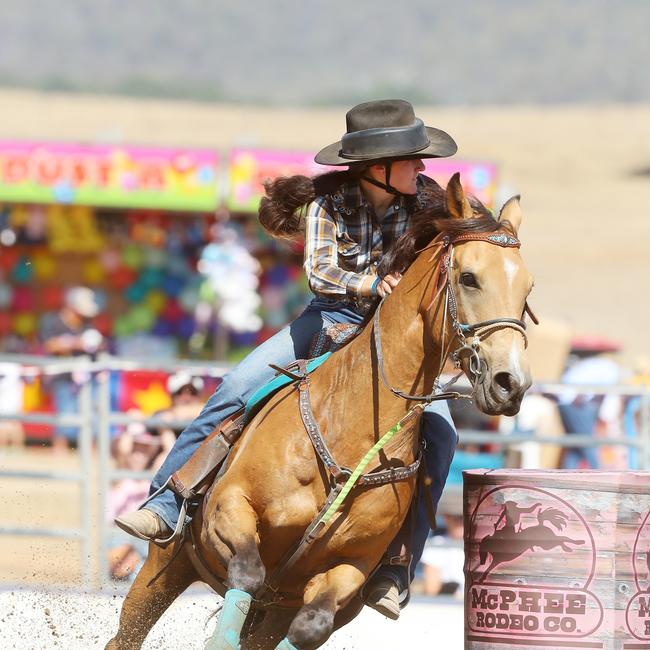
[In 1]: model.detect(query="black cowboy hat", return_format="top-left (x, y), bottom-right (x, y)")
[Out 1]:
top-left (315, 99), bottom-right (457, 166)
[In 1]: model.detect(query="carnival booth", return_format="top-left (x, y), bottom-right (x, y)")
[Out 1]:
top-left (0, 140), bottom-right (497, 439)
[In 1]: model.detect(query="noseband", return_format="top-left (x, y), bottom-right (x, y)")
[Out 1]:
top-left (373, 229), bottom-right (535, 403)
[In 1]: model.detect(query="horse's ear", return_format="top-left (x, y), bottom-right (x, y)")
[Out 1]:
top-left (445, 172), bottom-right (473, 220)
top-left (498, 195), bottom-right (523, 234)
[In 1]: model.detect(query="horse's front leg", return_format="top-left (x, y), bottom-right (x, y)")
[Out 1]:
top-left (105, 541), bottom-right (197, 650)
top-left (275, 562), bottom-right (368, 650)
top-left (203, 488), bottom-right (266, 649)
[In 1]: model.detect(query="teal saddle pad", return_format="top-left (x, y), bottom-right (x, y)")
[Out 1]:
top-left (244, 352), bottom-right (331, 421)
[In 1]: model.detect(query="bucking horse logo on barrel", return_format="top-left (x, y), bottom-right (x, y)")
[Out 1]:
top-left (465, 483), bottom-right (603, 644)
top-left (476, 499), bottom-right (585, 583)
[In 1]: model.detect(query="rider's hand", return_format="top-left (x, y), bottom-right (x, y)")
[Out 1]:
top-left (377, 273), bottom-right (402, 298)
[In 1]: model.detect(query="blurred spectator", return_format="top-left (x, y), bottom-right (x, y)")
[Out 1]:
top-left (447, 395), bottom-right (506, 481)
top-left (166, 371), bottom-right (205, 408)
top-left (111, 417), bottom-right (164, 471)
top-left (107, 420), bottom-right (162, 581)
top-left (557, 354), bottom-right (621, 469)
top-left (500, 393), bottom-right (565, 468)
top-left (420, 512), bottom-right (464, 598)
top-left (624, 397), bottom-right (643, 470)
top-left (39, 286), bottom-right (103, 452)
top-left (154, 372), bottom-right (205, 447)
top-left (622, 358), bottom-right (650, 469)
top-left (0, 362), bottom-right (25, 447)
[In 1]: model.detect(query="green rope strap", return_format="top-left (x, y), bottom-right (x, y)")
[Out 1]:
top-left (316, 404), bottom-right (423, 528)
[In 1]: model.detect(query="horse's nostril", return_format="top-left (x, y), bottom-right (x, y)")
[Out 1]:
top-left (494, 372), bottom-right (515, 395)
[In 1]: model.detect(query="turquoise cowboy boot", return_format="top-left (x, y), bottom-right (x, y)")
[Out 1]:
top-left (205, 589), bottom-right (252, 650)
top-left (275, 638), bottom-right (299, 650)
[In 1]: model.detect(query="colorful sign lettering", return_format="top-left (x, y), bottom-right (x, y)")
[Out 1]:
top-left (0, 142), bottom-right (498, 214)
top-left (423, 159), bottom-right (498, 207)
top-left (0, 141), bottom-right (219, 212)
top-left (226, 148), bottom-right (332, 212)
top-left (626, 505), bottom-right (650, 641)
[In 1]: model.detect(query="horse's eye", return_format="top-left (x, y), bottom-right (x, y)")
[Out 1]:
top-left (460, 272), bottom-right (479, 288)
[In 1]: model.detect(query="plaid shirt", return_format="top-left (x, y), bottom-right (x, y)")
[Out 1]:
top-left (304, 174), bottom-right (440, 304)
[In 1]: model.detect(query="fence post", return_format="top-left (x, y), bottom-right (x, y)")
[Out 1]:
top-left (77, 375), bottom-right (93, 591)
top-left (97, 366), bottom-right (112, 591)
top-left (641, 386), bottom-right (650, 471)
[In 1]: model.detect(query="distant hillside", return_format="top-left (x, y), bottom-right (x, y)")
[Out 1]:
top-left (0, 0), bottom-right (648, 105)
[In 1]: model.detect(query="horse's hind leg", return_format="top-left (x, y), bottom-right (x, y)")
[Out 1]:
top-left (105, 541), bottom-right (197, 650)
top-left (204, 490), bottom-right (266, 649)
top-left (276, 562), bottom-right (367, 650)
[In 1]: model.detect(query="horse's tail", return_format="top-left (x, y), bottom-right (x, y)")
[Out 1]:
top-left (538, 507), bottom-right (568, 530)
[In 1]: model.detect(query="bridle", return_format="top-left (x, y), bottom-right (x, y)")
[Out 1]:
top-left (373, 229), bottom-right (536, 403)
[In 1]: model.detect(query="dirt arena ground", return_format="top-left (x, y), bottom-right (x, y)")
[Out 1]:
top-left (0, 587), bottom-right (463, 649)
top-left (0, 449), bottom-right (92, 587)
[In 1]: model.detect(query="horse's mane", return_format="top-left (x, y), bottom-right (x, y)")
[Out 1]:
top-left (378, 187), bottom-right (509, 277)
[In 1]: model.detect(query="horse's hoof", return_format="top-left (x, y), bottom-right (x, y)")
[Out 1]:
top-left (364, 577), bottom-right (401, 620)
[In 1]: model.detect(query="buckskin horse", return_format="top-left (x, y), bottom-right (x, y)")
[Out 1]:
top-left (106, 174), bottom-right (534, 650)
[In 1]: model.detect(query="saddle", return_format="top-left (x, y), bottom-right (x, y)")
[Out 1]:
top-left (168, 322), bottom-right (363, 502)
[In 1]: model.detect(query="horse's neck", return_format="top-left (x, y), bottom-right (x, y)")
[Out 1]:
top-left (313, 254), bottom-right (447, 462)
top-left (369, 250), bottom-right (448, 404)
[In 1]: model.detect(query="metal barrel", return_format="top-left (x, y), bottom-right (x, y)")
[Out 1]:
top-left (464, 469), bottom-right (650, 650)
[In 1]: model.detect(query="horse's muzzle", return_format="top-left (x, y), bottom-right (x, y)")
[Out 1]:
top-left (474, 368), bottom-right (531, 416)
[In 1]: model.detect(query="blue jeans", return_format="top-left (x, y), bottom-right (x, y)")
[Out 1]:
top-left (52, 378), bottom-right (79, 443)
top-left (558, 402), bottom-right (600, 469)
top-left (144, 297), bottom-right (458, 588)
top-left (52, 376), bottom-right (97, 444)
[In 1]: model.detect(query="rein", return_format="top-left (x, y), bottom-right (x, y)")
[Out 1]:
top-left (373, 229), bottom-right (530, 401)
top-left (373, 299), bottom-right (464, 402)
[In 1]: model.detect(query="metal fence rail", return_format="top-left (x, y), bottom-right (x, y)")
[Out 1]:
top-left (0, 354), bottom-right (229, 590)
top-left (0, 369), bottom-right (94, 588)
top-left (1, 354), bottom-right (649, 590)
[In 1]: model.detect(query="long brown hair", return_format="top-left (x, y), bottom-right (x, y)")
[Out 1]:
top-left (259, 168), bottom-right (365, 239)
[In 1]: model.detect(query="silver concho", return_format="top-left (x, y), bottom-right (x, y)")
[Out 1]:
top-left (487, 232), bottom-right (520, 247)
